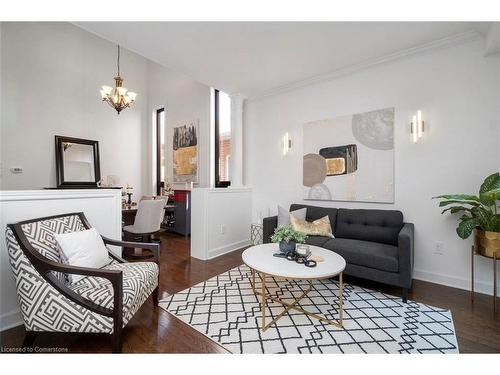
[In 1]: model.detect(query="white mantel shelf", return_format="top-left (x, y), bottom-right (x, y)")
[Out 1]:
top-left (0, 189), bottom-right (122, 201)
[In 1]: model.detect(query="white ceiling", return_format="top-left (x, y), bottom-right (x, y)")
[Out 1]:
top-left (75, 22), bottom-right (489, 98)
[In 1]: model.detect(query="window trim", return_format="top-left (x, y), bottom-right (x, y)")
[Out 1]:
top-left (214, 89), bottom-right (231, 188)
top-left (155, 107), bottom-right (165, 195)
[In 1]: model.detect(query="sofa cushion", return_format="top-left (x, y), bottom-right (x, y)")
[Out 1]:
top-left (335, 209), bottom-right (403, 246)
top-left (305, 235), bottom-right (331, 248)
top-left (323, 238), bottom-right (399, 273)
top-left (289, 204), bottom-right (338, 231)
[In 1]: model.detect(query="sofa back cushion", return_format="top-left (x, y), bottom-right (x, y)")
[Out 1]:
top-left (289, 204), bottom-right (338, 231)
top-left (335, 208), bottom-right (403, 246)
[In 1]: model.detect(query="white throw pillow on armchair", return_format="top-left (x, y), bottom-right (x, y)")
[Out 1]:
top-left (54, 228), bottom-right (111, 283)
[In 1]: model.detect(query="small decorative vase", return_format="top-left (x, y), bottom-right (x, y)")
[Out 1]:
top-left (279, 241), bottom-right (296, 254)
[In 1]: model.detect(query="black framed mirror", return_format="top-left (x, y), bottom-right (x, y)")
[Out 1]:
top-left (55, 135), bottom-right (101, 188)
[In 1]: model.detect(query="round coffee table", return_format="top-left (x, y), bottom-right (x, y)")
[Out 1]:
top-left (242, 243), bottom-right (346, 331)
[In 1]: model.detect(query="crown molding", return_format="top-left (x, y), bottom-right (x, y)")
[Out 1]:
top-left (248, 29), bottom-right (483, 102)
top-left (484, 23), bottom-right (500, 56)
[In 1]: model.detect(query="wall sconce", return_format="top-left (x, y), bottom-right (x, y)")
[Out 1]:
top-left (282, 132), bottom-right (292, 155)
top-left (410, 110), bottom-right (424, 143)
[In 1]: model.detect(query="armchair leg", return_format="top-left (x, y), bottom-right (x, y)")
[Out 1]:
top-left (111, 331), bottom-right (122, 353)
top-left (152, 287), bottom-right (159, 306)
top-left (402, 287), bottom-right (408, 303)
top-left (22, 331), bottom-right (37, 348)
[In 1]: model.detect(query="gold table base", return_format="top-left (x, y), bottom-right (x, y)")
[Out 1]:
top-left (249, 269), bottom-right (344, 331)
top-left (471, 246), bottom-right (498, 313)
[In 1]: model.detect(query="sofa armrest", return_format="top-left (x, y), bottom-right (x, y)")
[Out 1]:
top-left (262, 216), bottom-right (278, 243)
top-left (398, 222), bottom-right (414, 288)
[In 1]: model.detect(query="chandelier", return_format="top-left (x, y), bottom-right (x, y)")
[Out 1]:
top-left (100, 45), bottom-right (137, 114)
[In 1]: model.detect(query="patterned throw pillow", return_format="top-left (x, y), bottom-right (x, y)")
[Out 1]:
top-left (290, 214), bottom-right (335, 238)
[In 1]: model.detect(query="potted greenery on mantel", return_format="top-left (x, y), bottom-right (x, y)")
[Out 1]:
top-left (271, 225), bottom-right (307, 253)
top-left (433, 172), bottom-right (500, 258)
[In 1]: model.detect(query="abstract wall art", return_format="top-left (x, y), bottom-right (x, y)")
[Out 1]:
top-left (303, 107), bottom-right (395, 203)
top-left (173, 119), bottom-right (199, 183)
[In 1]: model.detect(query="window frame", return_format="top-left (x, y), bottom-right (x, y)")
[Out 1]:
top-left (155, 107), bottom-right (165, 195)
top-left (214, 89), bottom-right (231, 188)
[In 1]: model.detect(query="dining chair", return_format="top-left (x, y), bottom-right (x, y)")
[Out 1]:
top-left (122, 199), bottom-right (166, 258)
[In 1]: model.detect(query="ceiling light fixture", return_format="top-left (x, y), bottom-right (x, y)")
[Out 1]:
top-left (100, 45), bottom-right (137, 114)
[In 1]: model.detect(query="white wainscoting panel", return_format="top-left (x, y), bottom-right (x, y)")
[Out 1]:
top-left (191, 188), bottom-right (252, 260)
top-left (0, 189), bottom-right (122, 331)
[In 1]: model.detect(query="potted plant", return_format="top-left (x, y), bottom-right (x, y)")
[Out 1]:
top-left (270, 225), bottom-right (308, 253)
top-left (433, 172), bottom-right (500, 257)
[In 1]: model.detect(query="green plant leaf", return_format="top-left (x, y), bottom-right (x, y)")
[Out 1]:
top-left (480, 172), bottom-right (500, 194)
top-left (456, 217), bottom-right (478, 239)
top-left (433, 194), bottom-right (480, 201)
top-left (440, 206), bottom-right (471, 215)
top-left (471, 206), bottom-right (495, 231)
top-left (438, 200), bottom-right (480, 207)
top-left (480, 187), bottom-right (500, 206)
top-left (270, 225), bottom-right (308, 243)
top-left (492, 215), bottom-right (500, 232)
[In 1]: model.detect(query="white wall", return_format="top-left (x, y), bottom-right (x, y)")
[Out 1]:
top-left (244, 40), bottom-right (500, 296)
top-left (0, 22), bottom-right (212, 198)
top-left (0, 22), bottom-right (150, 198)
top-left (0, 189), bottom-right (122, 331)
top-left (146, 62), bottom-right (211, 192)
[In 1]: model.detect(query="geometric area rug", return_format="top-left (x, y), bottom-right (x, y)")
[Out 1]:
top-left (159, 265), bottom-right (459, 353)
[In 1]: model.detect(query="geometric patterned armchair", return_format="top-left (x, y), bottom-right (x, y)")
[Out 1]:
top-left (5, 212), bottom-right (160, 353)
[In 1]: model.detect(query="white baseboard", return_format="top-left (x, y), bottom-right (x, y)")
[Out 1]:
top-left (413, 269), bottom-right (495, 296)
top-left (0, 308), bottom-right (23, 332)
top-left (208, 239), bottom-right (251, 260)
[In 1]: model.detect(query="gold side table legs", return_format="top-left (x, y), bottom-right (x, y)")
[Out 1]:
top-left (471, 245), bottom-right (474, 301)
top-left (250, 269), bottom-right (344, 331)
top-left (494, 251), bottom-right (497, 313)
top-left (471, 245), bottom-right (498, 313)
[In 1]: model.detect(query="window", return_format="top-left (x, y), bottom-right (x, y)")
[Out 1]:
top-left (155, 107), bottom-right (165, 195)
top-left (214, 89), bottom-right (231, 187)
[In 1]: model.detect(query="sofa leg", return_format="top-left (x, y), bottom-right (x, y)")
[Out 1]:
top-left (152, 287), bottom-right (159, 306)
top-left (111, 331), bottom-right (122, 353)
top-left (22, 331), bottom-right (37, 348)
top-left (402, 287), bottom-right (408, 303)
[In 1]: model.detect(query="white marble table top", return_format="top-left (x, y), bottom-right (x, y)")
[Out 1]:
top-left (242, 243), bottom-right (345, 280)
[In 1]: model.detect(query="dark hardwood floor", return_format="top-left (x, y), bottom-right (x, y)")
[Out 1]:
top-left (1, 232), bottom-right (499, 353)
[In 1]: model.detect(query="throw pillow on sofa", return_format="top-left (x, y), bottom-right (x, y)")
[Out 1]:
top-left (290, 214), bottom-right (335, 238)
top-left (277, 205), bottom-right (306, 226)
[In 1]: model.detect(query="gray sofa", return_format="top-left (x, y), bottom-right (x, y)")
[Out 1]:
top-left (263, 204), bottom-right (414, 302)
